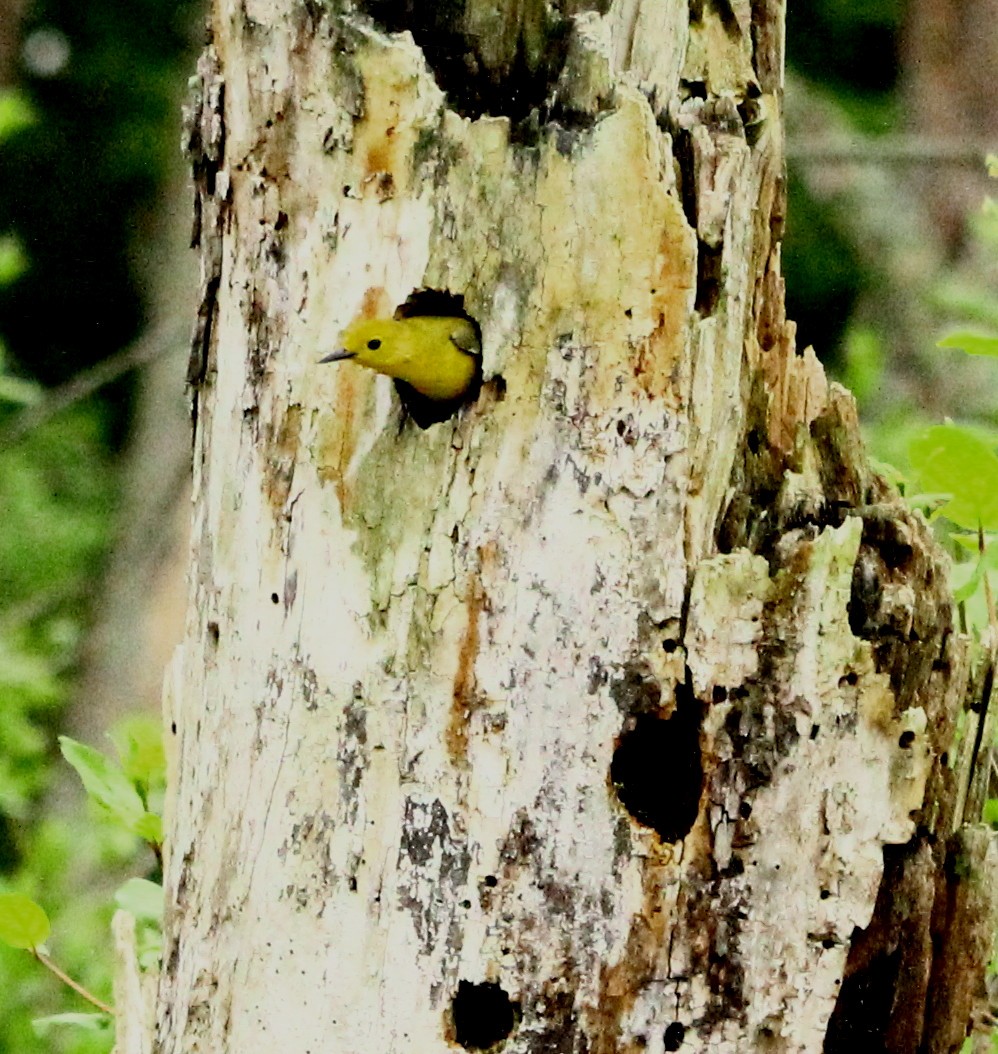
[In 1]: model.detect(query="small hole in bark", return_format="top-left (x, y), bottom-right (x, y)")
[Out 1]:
top-left (695, 240), bottom-right (723, 315)
top-left (738, 801), bottom-right (752, 819)
top-left (451, 980), bottom-right (518, 1050)
top-left (663, 1022), bottom-right (687, 1051)
top-left (609, 686), bottom-right (703, 842)
top-left (625, 307), bottom-right (633, 318)
top-left (348, 876), bottom-right (357, 892)
top-left (483, 875), bottom-right (498, 887)
top-left (898, 730), bottom-right (916, 749)
top-left (738, 98), bottom-right (764, 146)
top-left (822, 937), bottom-right (836, 949)
top-left (712, 685), bottom-right (727, 702)
top-left (662, 639), bottom-right (678, 653)
top-left (746, 428), bottom-right (763, 454)
top-left (820, 889), bottom-right (831, 899)
top-left (725, 853), bottom-right (744, 876)
top-left (681, 79), bottom-right (707, 99)
top-left (207, 620), bottom-right (220, 644)
top-left (483, 375), bottom-right (506, 402)
top-left (941, 752), bottom-right (949, 766)
top-left (270, 592), bottom-right (280, 604)
top-left (461, 899), bottom-right (472, 909)
top-left (882, 541), bottom-right (914, 571)
top-left (170, 721), bottom-right (177, 735)
top-left (810, 724), bottom-right (820, 740)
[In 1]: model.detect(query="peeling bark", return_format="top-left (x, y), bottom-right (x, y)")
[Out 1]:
top-left (157, 2), bottom-right (996, 1052)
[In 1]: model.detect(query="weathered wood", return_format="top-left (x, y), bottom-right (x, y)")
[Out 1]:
top-left (154, 2), bottom-right (995, 1052)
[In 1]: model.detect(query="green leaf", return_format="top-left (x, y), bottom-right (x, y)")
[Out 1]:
top-left (902, 492), bottom-right (952, 515)
top-left (0, 372), bottom-right (42, 405)
top-left (984, 799), bottom-right (998, 826)
top-left (908, 426), bottom-right (998, 531)
top-left (0, 893), bottom-right (50, 949)
top-left (109, 716), bottom-right (166, 793)
top-left (0, 235), bottom-right (28, 286)
top-left (868, 456), bottom-right (906, 489)
top-left (32, 1013), bottom-right (111, 1035)
top-left (0, 90), bottom-right (35, 142)
top-left (133, 811), bottom-right (163, 844)
top-left (937, 330), bottom-right (998, 359)
top-left (951, 558), bottom-right (983, 604)
top-left (114, 878), bottom-right (163, 921)
top-left (59, 736), bottom-right (145, 829)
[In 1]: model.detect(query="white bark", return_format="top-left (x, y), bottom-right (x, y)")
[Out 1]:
top-left (156, 2), bottom-right (993, 1052)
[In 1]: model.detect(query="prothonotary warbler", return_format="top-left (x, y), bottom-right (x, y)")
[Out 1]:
top-left (320, 316), bottom-right (482, 428)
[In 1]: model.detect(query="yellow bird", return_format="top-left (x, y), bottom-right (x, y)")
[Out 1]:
top-left (320, 316), bottom-right (482, 428)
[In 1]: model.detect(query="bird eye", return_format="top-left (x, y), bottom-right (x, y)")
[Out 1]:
top-left (367, 338), bottom-right (381, 350)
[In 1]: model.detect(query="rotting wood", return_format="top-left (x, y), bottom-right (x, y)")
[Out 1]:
top-left (155, 2), bottom-right (997, 1052)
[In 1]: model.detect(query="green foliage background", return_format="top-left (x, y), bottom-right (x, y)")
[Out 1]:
top-left (0, 0), bottom-right (196, 1047)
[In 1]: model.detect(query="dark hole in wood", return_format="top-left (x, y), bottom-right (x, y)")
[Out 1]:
top-left (663, 1021), bottom-right (686, 1051)
top-left (609, 685), bottom-right (703, 842)
top-left (270, 592), bottom-right (280, 604)
top-left (695, 240), bottom-right (723, 316)
top-left (451, 980), bottom-right (519, 1050)
top-left (483, 375), bottom-right (507, 402)
top-left (898, 730), bottom-right (915, 749)
top-left (357, 0), bottom-right (578, 126)
top-left (681, 79), bottom-right (707, 99)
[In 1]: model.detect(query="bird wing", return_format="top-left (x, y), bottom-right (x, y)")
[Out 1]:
top-left (448, 322), bottom-right (482, 358)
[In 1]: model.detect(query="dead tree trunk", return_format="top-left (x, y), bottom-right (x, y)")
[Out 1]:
top-left (149, 2), bottom-right (996, 1052)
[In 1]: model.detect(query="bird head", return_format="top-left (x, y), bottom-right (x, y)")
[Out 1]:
top-left (319, 319), bottom-right (396, 371)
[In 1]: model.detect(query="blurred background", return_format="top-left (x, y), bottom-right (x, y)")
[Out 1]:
top-left (0, 0), bottom-right (995, 1050)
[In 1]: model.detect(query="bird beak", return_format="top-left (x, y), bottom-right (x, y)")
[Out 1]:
top-left (318, 349), bottom-right (355, 363)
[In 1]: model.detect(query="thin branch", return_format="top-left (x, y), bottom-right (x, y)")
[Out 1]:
top-left (788, 137), bottom-right (994, 167)
top-left (32, 949), bottom-right (115, 1015)
top-left (981, 524), bottom-right (998, 642)
top-left (0, 321), bottom-right (186, 448)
